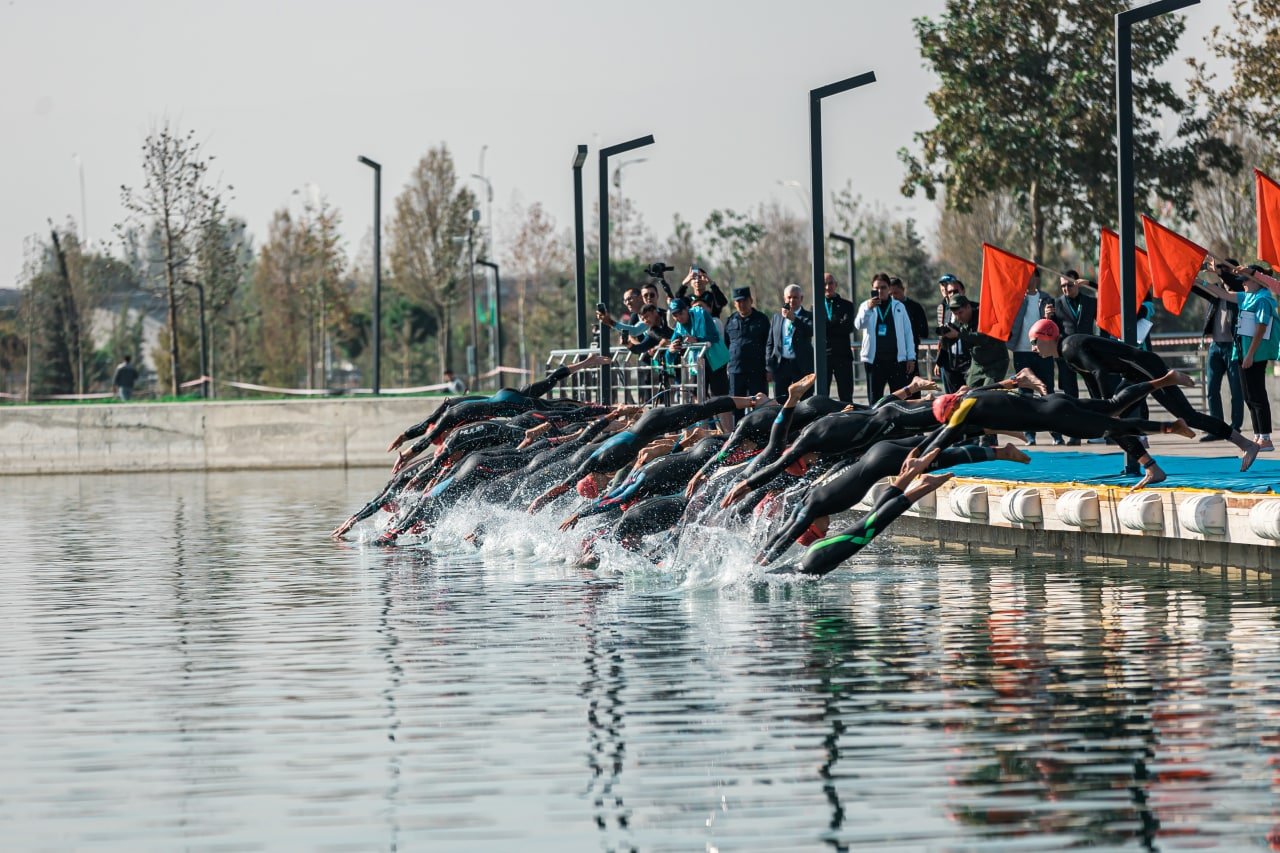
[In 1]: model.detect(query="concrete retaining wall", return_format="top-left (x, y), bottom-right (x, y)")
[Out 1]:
top-left (0, 397), bottom-right (444, 475)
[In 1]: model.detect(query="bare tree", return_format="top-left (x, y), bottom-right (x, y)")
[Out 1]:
top-left (120, 123), bottom-right (225, 396)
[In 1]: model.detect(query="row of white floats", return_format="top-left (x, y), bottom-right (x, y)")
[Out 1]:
top-left (864, 482), bottom-right (1280, 541)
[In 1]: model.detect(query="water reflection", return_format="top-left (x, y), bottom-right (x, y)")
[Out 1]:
top-left (1, 469), bottom-right (1277, 850)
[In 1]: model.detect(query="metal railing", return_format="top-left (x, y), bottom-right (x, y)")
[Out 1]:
top-left (545, 345), bottom-right (709, 406)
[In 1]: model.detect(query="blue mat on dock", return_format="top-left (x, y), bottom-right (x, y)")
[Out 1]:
top-left (946, 450), bottom-right (1280, 494)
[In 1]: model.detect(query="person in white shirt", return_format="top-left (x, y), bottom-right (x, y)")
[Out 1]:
top-left (854, 273), bottom-right (915, 403)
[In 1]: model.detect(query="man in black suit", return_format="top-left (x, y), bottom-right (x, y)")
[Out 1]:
top-left (822, 272), bottom-right (856, 401)
top-left (766, 283), bottom-right (814, 402)
top-left (1047, 270), bottom-right (1097, 445)
top-left (723, 286), bottom-right (771, 402)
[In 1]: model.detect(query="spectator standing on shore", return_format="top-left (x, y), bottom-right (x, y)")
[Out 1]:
top-left (679, 267), bottom-right (728, 318)
top-left (934, 275), bottom-right (970, 393)
top-left (668, 296), bottom-right (731, 398)
top-left (938, 295), bottom-right (1008, 388)
top-left (722, 286), bottom-right (771, 403)
top-left (619, 288), bottom-right (644, 326)
top-left (443, 368), bottom-right (467, 395)
top-left (822, 272), bottom-right (856, 402)
top-left (1009, 270), bottom-right (1056, 444)
top-left (1047, 271), bottom-right (1097, 445)
top-left (640, 283), bottom-right (669, 329)
top-left (1202, 263), bottom-right (1278, 450)
top-left (889, 277), bottom-right (929, 388)
top-left (855, 273), bottom-right (915, 402)
top-left (766, 284), bottom-right (814, 402)
top-left (113, 355), bottom-right (139, 401)
top-left (1200, 261), bottom-right (1244, 441)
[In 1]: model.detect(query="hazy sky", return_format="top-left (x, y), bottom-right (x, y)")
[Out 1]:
top-left (0, 0), bottom-right (1227, 286)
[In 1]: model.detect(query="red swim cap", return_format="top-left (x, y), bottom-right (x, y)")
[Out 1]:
top-left (576, 475), bottom-right (602, 499)
top-left (1028, 318), bottom-right (1060, 341)
top-left (932, 392), bottom-right (960, 424)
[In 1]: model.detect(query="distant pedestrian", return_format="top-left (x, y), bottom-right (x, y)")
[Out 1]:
top-left (113, 355), bottom-right (139, 401)
top-left (443, 368), bottom-right (467, 395)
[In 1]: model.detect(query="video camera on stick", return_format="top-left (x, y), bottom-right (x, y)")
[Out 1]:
top-left (646, 261), bottom-right (676, 299)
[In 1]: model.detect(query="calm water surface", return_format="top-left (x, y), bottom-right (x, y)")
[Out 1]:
top-left (2, 468), bottom-right (1279, 851)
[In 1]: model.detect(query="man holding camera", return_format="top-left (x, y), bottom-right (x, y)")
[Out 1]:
top-left (934, 274), bottom-right (970, 393)
top-left (822, 272), bottom-right (856, 402)
top-left (937, 294), bottom-right (1008, 388)
top-left (766, 284), bottom-right (814, 402)
top-left (723, 286), bottom-right (771, 401)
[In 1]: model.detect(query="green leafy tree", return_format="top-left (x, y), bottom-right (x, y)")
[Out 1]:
top-left (701, 209), bottom-right (766, 287)
top-left (387, 145), bottom-right (477, 380)
top-left (1190, 0), bottom-right (1280, 149)
top-left (900, 0), bottom-right (1237, 264)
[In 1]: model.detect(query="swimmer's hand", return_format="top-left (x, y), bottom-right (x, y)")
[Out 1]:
top-left (387, 432), bottom-right (409, 452)
top-left (721, 481), bottom-right (751, 509)
top-left (684, 472), bottom-right (706, 499)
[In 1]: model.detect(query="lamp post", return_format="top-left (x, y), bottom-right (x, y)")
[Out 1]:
top-left (357, 155), bottom-right (382, 394)
top-left (598, 134), bottom-right (655, 401)
top-left (612, 157), bottom-right (648, 238)
top-left (808, 71), bottom-right (876, 397)
top-left (180, 278), bottom-right (208, 399)
top-left (572, 145), bottom-right (588, 349)
top-left (466, 209), bottom-right (480, 383)
top-left (1115, 0), bottom-right (1197, 345)
top-left (828, 232), bottom-right (856, 305)
top-left (476, 259), bottom-right (502, 373)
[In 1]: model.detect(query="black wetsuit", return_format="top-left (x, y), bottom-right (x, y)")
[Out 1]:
top-left (769, 486), bottom-right (914, 577)
top-left (558, 397), bottom-right (741, 486)
top-left (1060, 333), bottom-right (1231, 439)
top-left (416, 366), bottom-right (586, 446)
top-left (736, 398), bottom-right (939, 495)
top-left (607, 495), bottom-right (688, 551)
top-left (573, 436), bottom-right (726, 524)
top-left (919, 383), bottom-right (1173, 456)
top-left (759, 437), bottom-right (993, 563)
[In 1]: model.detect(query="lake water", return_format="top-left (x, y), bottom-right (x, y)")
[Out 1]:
top-left (3, 467), bottom-right (1278, 851)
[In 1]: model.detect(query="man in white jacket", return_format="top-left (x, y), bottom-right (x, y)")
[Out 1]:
top-left (854, 273), bottom-right (916, 403)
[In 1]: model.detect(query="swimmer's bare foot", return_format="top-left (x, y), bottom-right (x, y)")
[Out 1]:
top-left (1132, 464), bottom-right (1166, 490)
top-left (1153, 369), bottom-right (1195, 389)
top-left (788, 374), bottom-right (817, 400)
top-left (996, 444), bottom-right (1031, 464)
top-left (1163, 418), bottom-right (1195, 439)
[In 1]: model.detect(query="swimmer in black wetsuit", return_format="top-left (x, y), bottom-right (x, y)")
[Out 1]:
top-left (559, 435), bottom-right (726, 531)
top-left (1026, 319), bottom-right (1260, 473)
top-left (756, 435), bottom-right (1029, 564)
top-left (719, 375), bottom-right (943, 508)
top-left (767, 448), bottom-right (954, 578)
top-left (390, 353), bottom-right (610, 471)
top-left (916, 373), bottom-right (1196, 488)
top-left (527, 393), bottom-right (769, 513)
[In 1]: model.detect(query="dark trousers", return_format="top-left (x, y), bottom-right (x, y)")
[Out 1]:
top-left (866, 360), bottom-right (907, 404)
top-left (825, 358), bottom-right (854, 402)
top-left (939, 363), bottom-right (967, 394)
top-left (1013, 351), bottom-right (1055, 439)
top-left (729, 370), bottom-right (768, 420)
top-left (771, 360), bottom-right (811, 402)
top-left (1241, 359), bottom-right (1272, 434)
top-left (1206, 341), bottom-right (1244, 430)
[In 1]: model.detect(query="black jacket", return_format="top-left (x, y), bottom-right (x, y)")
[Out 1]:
top-left (1053, 292), bottom-right (1097, 338)
top-left (723, 308), bottom-right (771, 374)
top-left (822, 294), bottom-right (856, 361)
top-left (899, 297), bottom-right (929, 348)
top-left (766, 307), bottom-right (815, 373)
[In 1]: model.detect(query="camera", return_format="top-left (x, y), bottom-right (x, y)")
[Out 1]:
top-left (645, 262), bottom-right (675, 279)
top-left (596, 302), bottom-right (607, 313)
top-left (935, 324), bottom-right (956, 336)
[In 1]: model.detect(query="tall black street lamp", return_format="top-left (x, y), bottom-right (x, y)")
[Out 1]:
top-left (809, 71), bottom-right (876, 397)
top-left (572, 145), bottom-right (588, 349)
top-left (1115, 0), bottom-right (1197, 345)
top-left (598, 133), bottom-right (655, 401)
top-left (180, 278), bottom-right (209, 399)
top-left (828, 232), bottom-right (856, 304)
top-left (357, 155), bottom-right (382, 394)
top-left (476, 259), bottom-right (502, 372)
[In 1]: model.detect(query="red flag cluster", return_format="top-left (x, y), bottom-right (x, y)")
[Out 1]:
top-left (978, 168), bottom-right (1280, 337)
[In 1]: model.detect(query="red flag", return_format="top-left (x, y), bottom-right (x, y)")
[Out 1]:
top-left (978, 243), bottom-right (1037, 341)
top-left (1096, 228), bottom-right (1152, 338)
top-left (1142, 215), bottom-right (1206, 315)
top-left (1257, 169), bottom-right (1280, 269)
